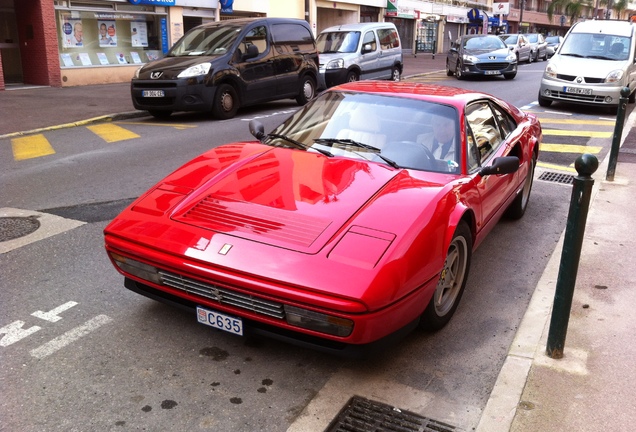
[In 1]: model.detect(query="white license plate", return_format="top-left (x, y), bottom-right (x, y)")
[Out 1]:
top-left (142, 90), bottom-right (165, 97)
top-left (484, 70), bottom-right (501, 75)
top-left (196, 306), bottom-right (243, 336)
top-left (564, 86), bottom-right (592, 95)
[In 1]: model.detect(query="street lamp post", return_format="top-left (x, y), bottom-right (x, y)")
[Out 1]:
top-left (518, 0), bottom-right (525, 33)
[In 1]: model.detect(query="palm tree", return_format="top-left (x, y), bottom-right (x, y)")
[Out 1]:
top-left (547, 0), bottom-right (593, 25)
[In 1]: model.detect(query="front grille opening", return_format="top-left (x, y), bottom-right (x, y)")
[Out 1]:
top-left (539, 171), bottom-right (575, 184)
top-left (326, 395), bottom-right (463, 432)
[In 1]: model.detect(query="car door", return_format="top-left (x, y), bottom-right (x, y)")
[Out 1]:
top-left (358, 30), bottom-right (381, 80)
top-left (466, 100), bottom-right (519, 230)
top-left (271, 22), bottom-right (315, 97)
top-left (518, 34), bottom-right (531, 61)
top-left (234, 24), bottom-right (277, 104)
top-left (376, 27), bottom-right (400, 79)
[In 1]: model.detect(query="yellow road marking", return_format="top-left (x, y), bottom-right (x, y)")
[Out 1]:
top-left (537, 161), bottom-right (577, 173)
top-left (87, 123), bottom-right (140, 143)
top-left (11, 134), bottom-right (56, 161)
top-left (542, 128), bottom-right (612, 138)
top-left (538, 118), bottom-right (616, 126)
top-left (541, 143), bottom-right (602, 154)
top-left (118, 121), bottom-right (197, 130)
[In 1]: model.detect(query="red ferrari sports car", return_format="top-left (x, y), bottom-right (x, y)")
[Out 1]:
top-left (104, 81), bottom-right (541, 356)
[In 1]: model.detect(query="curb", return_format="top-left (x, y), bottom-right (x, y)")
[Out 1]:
top-left (475, 109), bottom-right (636, 432)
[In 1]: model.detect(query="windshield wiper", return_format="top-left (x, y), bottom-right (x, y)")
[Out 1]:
top-left (313, 138), bottom-right (399, 168)
top-left (587, 55), bottom-right (615, 60)
top-left (560, 52), bottom-right (584, 58)
top-left (267, 133), bottom-right (333, 157)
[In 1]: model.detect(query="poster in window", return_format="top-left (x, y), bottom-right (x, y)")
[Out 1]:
top-left (131, 21), bottom-right (148, 47)
top-left (62, 17), bottom-right (84, 48)
top-left (98, 20), bottom-right (117, 46)
top-left (79, 52), bottom-right (92, 66)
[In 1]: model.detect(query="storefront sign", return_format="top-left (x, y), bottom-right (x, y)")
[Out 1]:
top-left (220, 0), bottom-right (233, 14)
top-left (160, 17), bottom-right (169, 53)
top-left (129, 0), bottom-right (176, 6)
top-left (494, 3), bottom-right (510, 15)
top-left (386, 0), bottom-right (398, 17)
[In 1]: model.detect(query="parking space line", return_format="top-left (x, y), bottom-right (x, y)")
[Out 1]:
top-left (540, 144), bottom-right (602, 154)
top-left (30, 315), bottom-right (112, 359)
top-left (87, 123), bottom-right (140, 143)
top-left (11, 134), bottom-right (56, 161)
top-left (542, 129), bottom-right (612, 138)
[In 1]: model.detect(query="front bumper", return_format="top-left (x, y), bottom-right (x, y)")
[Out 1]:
top-left (460, 61), bottom-right (516, 77)
top-left (539, 77), bottom-right (624, 106)
top-left (131, 78), bottom-right (217, 112)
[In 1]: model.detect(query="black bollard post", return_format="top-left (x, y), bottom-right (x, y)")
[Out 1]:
top-left (546, 154), bottom-right (599, 359)
top-left (606, 87), bottom-right (629, 181)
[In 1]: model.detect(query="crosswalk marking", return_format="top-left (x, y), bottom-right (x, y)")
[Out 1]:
top-left (11, 134), bottom-right (56, 160)
top-left (538, 118), bottom-right (615, 126)
top-left (118, 121), bottom-right (197, 130)
top-left (540, 144), bottom-right (602, 154)
top-left (542, 128), bottom-right (612, 138)
top-left (87, 123), bottom-right (140, 142)
top-left (537, 161), bottom-right (577, 173)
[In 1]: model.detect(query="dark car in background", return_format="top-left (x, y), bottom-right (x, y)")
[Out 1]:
top-left (446, 34), bottom-right (518, 80)
top-left (545, 35), bottom-right (564, 58)
top-left (131, 18), bottom-right (319, 120)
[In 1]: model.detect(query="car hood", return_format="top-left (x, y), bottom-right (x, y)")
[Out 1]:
top-left (137, 55), bottom-right (221, 79)
top-left (464, 48), bottom-right (511, 59)
top-left (549, 54), bottom-right (629, 77)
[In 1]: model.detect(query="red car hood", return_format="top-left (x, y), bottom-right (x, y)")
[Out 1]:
top-left (129, 143), bottom-right (407, 254)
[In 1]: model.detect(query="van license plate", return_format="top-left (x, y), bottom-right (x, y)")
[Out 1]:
top-left (196, 306), bottom-right (243, 336)
top-left (142, 90), bottom-right (165, 97)
top-left (564, 86), bottom-right (592, 96)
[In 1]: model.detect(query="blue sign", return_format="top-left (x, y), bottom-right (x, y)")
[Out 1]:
top-left (129, 0), bottom-right (176, 6)
top-left (161, 17), bottom-right (169, 54)
top-left (220, 0), bottom-right (233, 13)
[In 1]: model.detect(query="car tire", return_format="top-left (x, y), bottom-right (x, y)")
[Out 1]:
top-left (390, 66), bottom-right (401, 81)
top-left (629, 90), bottom-right (636, 103)
top-left (346, 71), bottom-right (359, 83)
top-left (533, 50), bottom-right (539, 62)
top-left (296, 75), bottom-right (316, 105)
top-left (420, 221), bottom-right (472, 331)
top-left (506, 152), bottom-right (536, 219)
top-left (455, 61), bottom-right (464, 80)
top-left (148, 110), bottom-right (172, 120)
top-left (528, 52), bottom-right (533, 63)
top-left (212, 83), bottom-right (239, 120)
top-left (504, 72), bottom-right (516, 80)
top-left (446, 59), bottom-right (454, 76)
top-left (542, 50), bottom-right (548, 61)
top-left (538, 93), bottom-right (552, 107)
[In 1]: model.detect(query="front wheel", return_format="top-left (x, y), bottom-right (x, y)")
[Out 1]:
top-left (538, 93), bottom-right (552, 107)
top-left (504, 72), bottom-right (516, 80)
top-left (390, 66), bottom-right (401, 81)
top-left (212, 83), bottom-right (239, 120)
top-left (446, 59), bottom-right (454, 76)
top-left (295, 75), bottom-right (316, 105)
top-left (506, 153), bottom-right (536, 219)
top-left (455, 61), bottom-right (464, 80)
top-left (420, 221), bottom-right (472, 331)
top-left (346, 70), bottom-right (359, 83)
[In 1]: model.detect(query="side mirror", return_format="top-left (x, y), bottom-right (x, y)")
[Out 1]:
top-left (242, 44), bottom-right (259, 61)
top-left (249, 119), bottom-right (266, 140)
top-left (361, 43), bottom-right (373, 54)
top-left (479, 156), bottom-right (519, 177)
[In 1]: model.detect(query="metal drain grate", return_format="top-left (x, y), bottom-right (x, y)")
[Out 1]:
top-left (538, 171), bottom-right (574, 185)
top-left (325, 396), bottom-right (462, 432)
top-left (0, 216), bottom-right (41, 242)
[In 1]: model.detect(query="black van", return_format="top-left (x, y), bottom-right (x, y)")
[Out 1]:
top-left (131, 18), bottom-right (319, 119)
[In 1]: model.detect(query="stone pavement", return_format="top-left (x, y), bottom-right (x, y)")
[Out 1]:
top-left (1, 52), bottom-right (635, 432)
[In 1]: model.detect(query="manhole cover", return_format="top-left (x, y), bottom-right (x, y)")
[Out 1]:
top-left (326, 395), bottom-right (462, 432)
top-left (0, 216), bottom-right (41, 242)
top-left (538, 171), bottom-right (574, 185)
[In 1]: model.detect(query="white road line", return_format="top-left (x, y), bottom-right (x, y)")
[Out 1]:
top-left (30, 315), bottom-right (112, 359)
top-left (31, 301), bottom-right (78, 322)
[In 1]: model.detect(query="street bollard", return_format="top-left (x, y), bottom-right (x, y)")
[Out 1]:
top-left (546, 154), bottom-right (599, 359)
top-left (606, 86), bottom-right (629, 181)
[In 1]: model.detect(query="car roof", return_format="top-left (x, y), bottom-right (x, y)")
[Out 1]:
top-left (320, 22), bottom-right (396, 33)
top-left (327, 81), bottom-right (488, 109)
top-left (570, 19), bottom-right (635, 37)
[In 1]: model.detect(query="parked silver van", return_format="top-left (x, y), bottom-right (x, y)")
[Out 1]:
top-left (538, 19), bottom-right (636, 108)
top-left (316, 22), bottom-right (403, 88)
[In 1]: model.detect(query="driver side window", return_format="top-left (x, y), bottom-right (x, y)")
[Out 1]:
top-left (362, 31), bottom-right (377, 52)
top-left (465, 101), bottom-right (504, 165)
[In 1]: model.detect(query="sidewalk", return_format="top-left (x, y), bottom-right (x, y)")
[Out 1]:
top-left (1, 53), bottom-right (635, 432)
top-left (0, 53), bottom-right (446, 138)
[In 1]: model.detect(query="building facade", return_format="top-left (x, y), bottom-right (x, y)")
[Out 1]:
top-left (1, 0), bottom-right (633, 90)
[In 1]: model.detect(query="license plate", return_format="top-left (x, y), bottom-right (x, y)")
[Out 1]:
top-left (484, 70), bottom-right (501, 75)
top-left (196, 306), bottom-right (243, 335)
top-left (564, 86), bottom-right (592, 95)
top-left (142, 90), bottom-right (165, 97)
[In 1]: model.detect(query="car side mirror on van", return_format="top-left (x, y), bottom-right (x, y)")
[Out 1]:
top-left (243, 44), bottom-right (259, 61)
top-left (362, 43), bottom-right (374, 54)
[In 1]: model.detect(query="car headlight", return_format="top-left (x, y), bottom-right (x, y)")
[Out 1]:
top-left (544, 63), bottom-right (557, 79)
top-left (284, 305), bottom-right (353, 337)
top-left (606, 69), bottom-right (624, 83)
top-left (109, 252), bottom-right (163, 285)
top-left (326, 58), bottom-right (345, 69)
top-left (506, 53), bottom-right (516, 61)
top-left (462, 54), bottom-right (478, 63)
top-left (134, 66), bottom-right (143, 79)
top-left (177, 62), bottom-right (212, 78)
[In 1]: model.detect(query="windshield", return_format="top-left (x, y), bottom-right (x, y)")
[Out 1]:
top-left (560, 33), bottom-right (630, 60)
top-left (168, 24), bottom-right (242, 56)
top-left (526, 34), bottom-right (538, 43)
top-left (464, 36), bottom-right (506, 50)
top-left (317, 31), bottom-right (361, 53)
top-left (267, 91), bottom-right (460, 173)
top-left (500, 35), bottom-right (518, 44)
top-left (546, 36), bottom-right (561, 44)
